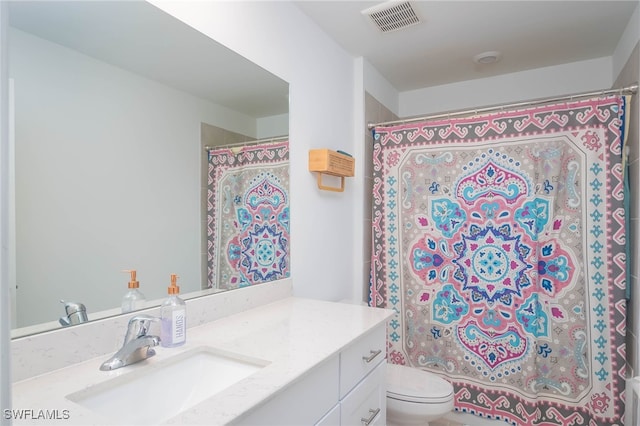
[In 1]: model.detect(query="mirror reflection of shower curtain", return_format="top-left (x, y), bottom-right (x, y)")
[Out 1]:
top-left (207, 141), bottom-right (290, 290)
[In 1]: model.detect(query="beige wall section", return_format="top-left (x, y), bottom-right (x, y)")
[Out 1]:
top-left (200, 123), bottom-right (255, 289)
top-left (614, 43), bottom-right (640, 377)
top-left (362, 93), bottom-right (399, 304)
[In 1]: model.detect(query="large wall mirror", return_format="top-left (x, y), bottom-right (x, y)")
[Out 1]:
top-left (8, 0), bottom-right (289, 337)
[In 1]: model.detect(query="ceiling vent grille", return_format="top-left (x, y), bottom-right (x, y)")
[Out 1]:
top-left (362, 1), bottom-right (421, 33)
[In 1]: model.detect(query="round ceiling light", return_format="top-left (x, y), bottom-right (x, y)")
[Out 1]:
top-left (473, 51), bottom-right (502, 64)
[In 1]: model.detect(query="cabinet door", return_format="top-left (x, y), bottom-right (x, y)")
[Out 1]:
top-left (340, 362), bottom-right (386, 426)
top-left (232, 355), bottom-right (339, 426)
top-left (340, 324), bottom-right (386, 397)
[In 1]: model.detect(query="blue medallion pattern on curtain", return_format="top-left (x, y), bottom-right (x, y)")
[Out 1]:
top-left (370, 96), bottom-right (628, 425)
top-left (207, 141), bottom-right (290, 290)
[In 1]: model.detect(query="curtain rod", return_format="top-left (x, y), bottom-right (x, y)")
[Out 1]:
top-left (367, 83), bottom-right (638, 130)
top-left (204, 135), bottom-right (288, 151)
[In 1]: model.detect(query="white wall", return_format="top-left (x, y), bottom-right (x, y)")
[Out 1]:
top-left (399, 56), bottom-right (613, 117)
top-left (151, 1), bottom-right (360, 302)
top-left (363, 59), bottom-right (399, 117)
top-left (257, 113), bottom-right (290, 139)
top-left (613, 3), bottom-right (640, 84)
top-left (9, 27), bottom-right (270, 327)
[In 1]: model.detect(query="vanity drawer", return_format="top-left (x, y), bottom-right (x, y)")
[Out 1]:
top-left (339, 324), bottom-right (386, 397)
top-left (340, 361), bottom-right (386, 426)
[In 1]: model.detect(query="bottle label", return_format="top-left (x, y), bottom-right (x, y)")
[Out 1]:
top-left (172, 309), bottom-right (186, 344)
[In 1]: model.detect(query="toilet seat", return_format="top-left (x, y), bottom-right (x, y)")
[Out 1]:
top-left (386, 363), bottom-right (454, 404)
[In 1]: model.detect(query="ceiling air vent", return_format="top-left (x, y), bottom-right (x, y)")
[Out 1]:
top-left (362, 1), bottom-right (421, 33)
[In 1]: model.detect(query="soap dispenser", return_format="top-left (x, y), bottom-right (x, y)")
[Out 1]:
top-left (121, 270), bottom-right (146, 313)
top-left (160, 273), bottom-right (186, 347)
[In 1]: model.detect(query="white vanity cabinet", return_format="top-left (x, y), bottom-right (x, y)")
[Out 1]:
top-left (337, 324), bottom-right (386, 426)
top-left (12, 297), bottom-right (393, 426)
top-left (235, 323), bottom-right (387, 426)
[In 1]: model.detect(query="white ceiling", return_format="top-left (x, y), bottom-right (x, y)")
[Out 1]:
top-left (294, 1), bottom-right (639, 92)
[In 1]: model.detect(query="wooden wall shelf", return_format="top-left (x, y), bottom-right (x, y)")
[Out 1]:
top-left (308, 149), bottom-right (355, 192)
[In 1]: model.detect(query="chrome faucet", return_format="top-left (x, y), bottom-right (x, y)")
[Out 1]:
top-left (59, 300), bottom-right (88, 326)
top-left (100, 314), bottom-right (160, 371)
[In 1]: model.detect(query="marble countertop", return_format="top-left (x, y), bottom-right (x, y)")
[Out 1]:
top-left (11, 297), bottom-right (393, 425)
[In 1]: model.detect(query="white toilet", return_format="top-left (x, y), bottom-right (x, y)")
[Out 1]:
top-left (386, 363), bottom-right (455, 426)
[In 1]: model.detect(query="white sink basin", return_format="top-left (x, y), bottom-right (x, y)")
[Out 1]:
top-left (66, 346), bottom-right (269, 425)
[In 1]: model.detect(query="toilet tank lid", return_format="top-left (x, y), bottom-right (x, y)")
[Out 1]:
top-left (386, 363), bottom-right (454, 402)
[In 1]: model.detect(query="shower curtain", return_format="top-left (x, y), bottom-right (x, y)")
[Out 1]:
top-left (207, 141), bottom-right (290, 290)
top-left (370, 96), bottom-right (628, 425)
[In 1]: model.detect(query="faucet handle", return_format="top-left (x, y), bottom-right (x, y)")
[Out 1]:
top-left (124, 314), bottom-right (158, 343)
